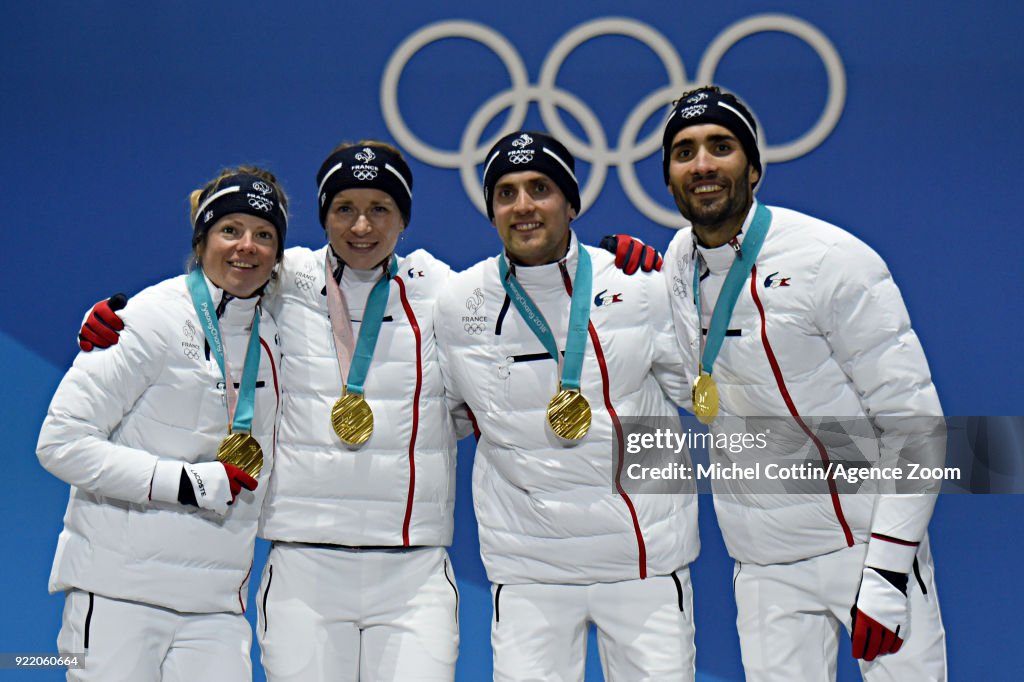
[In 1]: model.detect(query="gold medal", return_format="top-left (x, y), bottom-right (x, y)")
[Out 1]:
top-left (692, 372), bottom-right (719, 425)
top-left (217, 432), bottom-right (264, 478)
top-left (547, 387), bottom-right (592, 441)
top-left (332, 392), bottom-right (374, 446)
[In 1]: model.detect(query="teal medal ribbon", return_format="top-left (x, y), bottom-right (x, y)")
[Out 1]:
top-left (499, 244), bottom-right (594, 441)
top-left (690, 202), bottom-right (772, 424)
top-left (499, 247), bottom-right (592, 389)
top-left (345, 254), bottom-right (398, 396)
top-left (328, 254), bottom-right (398, 447)
top-left (693, 202), bottom-right (772, 373)
top-left (186, 268), bottom-right (261, 434)
top-left (186, 267), bottom-right (266, 476)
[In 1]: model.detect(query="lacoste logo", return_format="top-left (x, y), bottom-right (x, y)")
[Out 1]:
top-left (594, 289), bottom-right (623, 307)
top-left (763, 272), bottom-right (791, 289)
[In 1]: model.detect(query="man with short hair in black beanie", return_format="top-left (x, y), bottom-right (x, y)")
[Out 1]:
top-left (434, 130), bottom-right (701, 680)
top-left (659, 85), bottom-right (948, 680)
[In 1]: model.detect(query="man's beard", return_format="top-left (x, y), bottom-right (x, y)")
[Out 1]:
top-left (671, 175), bottom-right (752, 232)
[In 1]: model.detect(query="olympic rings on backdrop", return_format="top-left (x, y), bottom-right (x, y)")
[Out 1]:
top-left (381, 15), bottom-right (846, 227)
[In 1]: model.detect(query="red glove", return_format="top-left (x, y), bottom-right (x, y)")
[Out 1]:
top-left (850, 567), bottom-right (909, 661)
top-left (223, 462), bottom-right (259, 502)
top-left (78, 294), bottom-right (127, 351)
top-left (599, 234), bottom-right (663, 274)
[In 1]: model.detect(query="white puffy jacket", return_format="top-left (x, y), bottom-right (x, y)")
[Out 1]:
top-left (664, 202), bottom-right (944, 566)
top-left (38, 274), bottom-right (280, 613)
top-left (258, 246), bottom-right (457, 547)
top-left (435, 233), bottom-right (698, 585)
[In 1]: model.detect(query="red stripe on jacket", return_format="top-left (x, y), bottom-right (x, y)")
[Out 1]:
top-left (748, 264), bottom-right (853, 547)
top-left (560, 263), bottom-right (648, 579)
top-left (394, 276), bottom-right (423, 547)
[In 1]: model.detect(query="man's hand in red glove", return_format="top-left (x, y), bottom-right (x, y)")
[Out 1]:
top-left (78, 294), bottom-right (127, 351)
top-left (599, 235), bottom-right (663, 275)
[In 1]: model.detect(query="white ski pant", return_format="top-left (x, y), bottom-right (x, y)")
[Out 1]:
top-left (734, 537), bottom-right (946, 682)
top-left (58, 589), bottom-right (251, 682)
top-left (490, 569), bottom-right (695, 682)
top-left (257, 543), bottom-right (459, 681)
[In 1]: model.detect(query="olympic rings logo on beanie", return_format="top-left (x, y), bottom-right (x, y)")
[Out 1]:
top-left (661, 86), bottom-right (762, 187)
top-left (316, 144), bottom-right (414, 227)
top-left (193, 173), bottom-right (288, 249)
top-left (482, 131), bottom-right (581, 220)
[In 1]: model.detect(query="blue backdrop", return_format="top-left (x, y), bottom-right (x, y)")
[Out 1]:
top-left (3, 1), bottom-right (1022, 679)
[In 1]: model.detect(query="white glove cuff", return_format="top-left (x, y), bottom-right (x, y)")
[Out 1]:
top-left (184, 461), bottom-right (231, 515)
top-left (858, 567), bottom-right (911, 636)
top-left (865, 535), bottom-right (918, 573)
top-left (150, 460), bottom-right (183, 504)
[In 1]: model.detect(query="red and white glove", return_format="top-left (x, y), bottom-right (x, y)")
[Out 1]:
top-left (599, 234), bottom-right (663, 275)
top-left (150, 460), bottom-right (258, 515)
top-left (78, 294), bottom-right (127, 351)
top-left (851, 566), bottom-right (909, 660)
top-left (851, 534), bottom-right (918, 661)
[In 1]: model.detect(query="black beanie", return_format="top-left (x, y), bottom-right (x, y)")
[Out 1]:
top-left (192, 173), bottom-right (288, 256)
top-left (316, 144), bottom-right (413, 227)
top-left (661, 87), bottom-right (761, 186)
top-left (482, 131), bottom-right (581, 220)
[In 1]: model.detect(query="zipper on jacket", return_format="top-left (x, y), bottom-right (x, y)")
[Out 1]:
top-left (261, 565), bottom-right (273, 634)
top-left (670, 571), bottom-right (685, 612)
top-left (509, 352), bottom-right (561, 363)
top-left (494, 584), bottom-right (504, 623)
top-left (498, 351), bottom-right (564, 380)
top-left (84, 592), bottom-right (94, 650)
top-left (443, 559), bottom-right (459, 628)
top-left (913, 557), bottom-right (928, 596)
top-left (495, 294), bottom-right (512, 335)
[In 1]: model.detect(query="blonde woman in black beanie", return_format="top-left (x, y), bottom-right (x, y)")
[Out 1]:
top-left (39, 166), bottom-right (286, 681)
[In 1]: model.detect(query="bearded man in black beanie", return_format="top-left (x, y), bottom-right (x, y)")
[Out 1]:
top-left (658, 85), bottom-right (948, 681)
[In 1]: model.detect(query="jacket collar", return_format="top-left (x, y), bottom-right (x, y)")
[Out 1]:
top-left (200, 271), bottom-right (259, 325)
top-left (693, 201), bottom-right (758, 275)
top-left (326, 245), bottom-right (393, 285)
top-left (501, 230), bottom-right (579, 288)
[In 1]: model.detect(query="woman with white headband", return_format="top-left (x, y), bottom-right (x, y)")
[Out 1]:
top-left (38, 166), bottom-right (287, 681)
